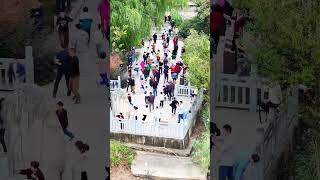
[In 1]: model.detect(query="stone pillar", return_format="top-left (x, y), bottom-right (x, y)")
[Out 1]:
top-left (249, 78), bottom-right (257, 113)
top-left (117, 76), bottom-right (121, 89)
top-left (25, 46), bottom-right (34, 84)
top-left (188, 81), bottom-right (191, 97)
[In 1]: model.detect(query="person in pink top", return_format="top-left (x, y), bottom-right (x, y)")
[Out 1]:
top-left (98, 0), bottom-right (110, 40)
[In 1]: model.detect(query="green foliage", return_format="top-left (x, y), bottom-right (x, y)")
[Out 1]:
top-left (111, 0), bottom-right (187, 51)
top-left (110, 140), bottom-right (135, 167)
top-left (191, 105), bottom-right (210, 169)
top-left (182, 30), bottom-right (210, 90)
top-left (280, 130), bottom-right (320, 180)
top-left (178, 0), bottom-right (210, 38)
top-left (234, 0), bottom-right (320, 178)
top-left (171, 9), bottom-right (183, 27)
top-left (234, 0), bottom-right (320, 87)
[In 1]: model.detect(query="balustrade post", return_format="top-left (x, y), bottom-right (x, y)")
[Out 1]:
top-left (117, 76), bottom-right (121, 89)
top-left (249, 78), bottom-right (257, 112)
top-left (25, 46), bottom-right (34, 84)
top-left (188, 81), bottom-right (191, 97)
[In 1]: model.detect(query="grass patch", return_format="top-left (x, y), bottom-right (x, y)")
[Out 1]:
top-left (191, 104), bottom-right (210, 169)
top-left (110, 140), bottom-right (135, 167)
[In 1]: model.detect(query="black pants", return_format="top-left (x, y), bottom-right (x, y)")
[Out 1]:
top-left (172, 107), bottom-right (176, 114)
top-left (53, 69), bottom-right (71, 96)
top-left (164, 73), bottom-right (168, 82)
top-left (81, 171), bottom-right (88, 180)
top-left (0, 129), bottom-right (7, 152)
top-left (160, 100), bottom-right (164, 108)
top-left (159, 67), bottom-right (163, 74)
top-left (211, 31), bottom-right (220, 53)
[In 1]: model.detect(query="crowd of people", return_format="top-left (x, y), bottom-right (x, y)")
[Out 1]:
top-left (112, 15), bottom-right (194, 124)
top-left (53, 0), bottom-right (109, 102)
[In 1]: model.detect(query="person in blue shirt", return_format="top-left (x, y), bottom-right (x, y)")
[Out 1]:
top-left (233, 151), bottom-right (260, 180)
top-left (79, 7), bottom-right (93, 44)
top-left (8, 59), bottom-right (26, 84)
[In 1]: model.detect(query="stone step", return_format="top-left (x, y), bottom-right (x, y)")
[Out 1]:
top-left (126, 140), bottom-right (193, 157)
top-left (131, 151), bottom-right (207, 180)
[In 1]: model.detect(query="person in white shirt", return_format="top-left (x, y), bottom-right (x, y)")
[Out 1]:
top-left (217, 124), bottom-right (236, 180)
top-left (93, 24), bottom-right (105, 57)
top-left (177, 101), bottom-right (184, 123)
top-left (159, 92), bottom-right (165, 108)
top-left (154, 106), bottom-right (161, 122)
top-left (70, 24), bottom-right (89, 53)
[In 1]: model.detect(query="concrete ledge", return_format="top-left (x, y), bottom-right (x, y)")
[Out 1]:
top-left (111, 130), bottom-right (191, 149)
top-left (125, 139), bottom-right (194, 157)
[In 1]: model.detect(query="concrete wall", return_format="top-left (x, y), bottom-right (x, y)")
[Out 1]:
top-left (111, 129), bottom-right (191, 149)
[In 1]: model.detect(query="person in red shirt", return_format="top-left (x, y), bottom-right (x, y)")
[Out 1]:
top-left (170, 64), bottom-right (178, 83)
top-left (211, 4), bottom-right (224, 52)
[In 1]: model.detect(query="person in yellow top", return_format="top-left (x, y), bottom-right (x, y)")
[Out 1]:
top-left (156, 50), bottom-right (161, 62)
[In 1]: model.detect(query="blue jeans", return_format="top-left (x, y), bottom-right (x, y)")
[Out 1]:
top-left (178, 114), bottom-right (184, 123)
top-left (153, 88), bottom-right (157, 96)
top-left (63, 128), bottom-right (74, 139)
top-left (219, 166), bottom-right (234, 180)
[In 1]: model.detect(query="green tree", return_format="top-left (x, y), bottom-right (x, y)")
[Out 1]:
top-left (233, 0), bottom-right (320, 178)
top-left (182, 30), bottom-right (210, 90)
top-left (178, 0), bottom-right (210, 38)
top-left (111, 0), bottom-right (187, 52)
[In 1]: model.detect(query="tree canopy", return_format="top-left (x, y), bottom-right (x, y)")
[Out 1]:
top-left (233, 0), bottom-right (320, 178)
top-left (111, 0), bottom-right (188, 52)
top-left (234, 0), bottom-right (320, 88)
top-left (182, 30), bottom-right (210, 90)
top-left (178, 0), bottom-right (210, 38)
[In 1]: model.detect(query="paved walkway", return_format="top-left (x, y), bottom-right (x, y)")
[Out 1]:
top-left (131, 151), bottom-right (207, 180)
top-left (111, 23), bottom-right (194, 125)
top-left (41, 0), bottom-right (108, 179)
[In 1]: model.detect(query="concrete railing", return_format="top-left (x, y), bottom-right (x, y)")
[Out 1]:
top-left (110, 76), bottom-right (121, 91)
top-left (176, 82), bottom-right (197, 97)
top-left (216, 73), bottom-right (270, 112)
top-left (242, 87), bottom-right (299, 180)
top-left (110, 89), bottom-right (204, 139)
top-left (0, 46), bottom-right (34, 91)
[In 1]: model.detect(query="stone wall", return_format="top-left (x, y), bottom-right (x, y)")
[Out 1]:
top-left (111, 131), bottom-right (191, 149)
top-left (0, 0), bottom-right (38, 33)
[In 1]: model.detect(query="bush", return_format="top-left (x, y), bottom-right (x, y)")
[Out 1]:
top-left (191, 105), bottom-right (210, 169)
top-left (110, 140), bottom-right (135, 167)
top-left (178, 19), bottom-right (193, 38)
top-left (171, 9), bottom-right (184, 27)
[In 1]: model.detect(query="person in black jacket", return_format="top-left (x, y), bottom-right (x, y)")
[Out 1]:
top-left (56, 101), bottom-right (74, 141)
top-left (19, 161), bottom-right (45, 180)
top-left (53, 47), bottom-right (72, 98)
